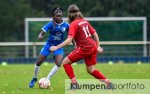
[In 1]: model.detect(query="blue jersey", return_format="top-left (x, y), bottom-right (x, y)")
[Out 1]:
top-left (42, 21), bottom-right (69, 46)
top-left (40, 21), bottom-right (69, 57)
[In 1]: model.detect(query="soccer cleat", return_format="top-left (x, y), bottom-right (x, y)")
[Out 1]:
top-left (29, 78), bottom-right (37, 88)
top-left (106, 82), bottom-right (115, 90)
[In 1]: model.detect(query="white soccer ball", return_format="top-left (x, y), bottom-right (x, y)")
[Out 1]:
top-left (38, 78), bottom-right (50, 89)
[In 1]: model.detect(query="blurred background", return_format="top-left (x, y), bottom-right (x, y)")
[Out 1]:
top-left (0, 0), bottom-right (150, 63)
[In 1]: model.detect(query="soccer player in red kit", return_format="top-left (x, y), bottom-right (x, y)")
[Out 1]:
top-left (50, 4), bottom-right (113, 89)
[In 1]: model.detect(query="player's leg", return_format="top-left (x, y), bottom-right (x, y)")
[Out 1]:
top-left (63, 48), bottom-right (83, 84)
top-left (47, 48), bottom-right (64, 80)
top-left (62, 57), bottom-right (77, 83)
top-left (85, 54), bottom-right (113, 89)
top-left (62, 57), bottom-right (81, 90)
top-left (84, 46), bottom-right (110, 82)
top-left (86, 65), bottom-right (114, 89)
top-left (29, 54), bottom-right (46, 88)
top-left (63, 56), bottom-right (81, 90)
top-left (86, 64), bottom-right (110, 83)
top-left (29, 46), bottom-right (50, 88)
top-left (33, 55), bottom-right (47, 78)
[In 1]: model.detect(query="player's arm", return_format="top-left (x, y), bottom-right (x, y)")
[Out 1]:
top-left (50, 37), bottom-right (73, 51)
top-left (72, 39), bottom-right (77, 48)
top-left (66, 24), bottom-right (77, 48)
top-left (92, 32), bottom-right (100, 46)
top-left (92, 32), bottom-right (103, 53)
top-left (38, 30), bottom-right (46, 41)
top-left (88, 22), bottom-right (103, 53)
top-left (39, 22), bottom-right (51, 41)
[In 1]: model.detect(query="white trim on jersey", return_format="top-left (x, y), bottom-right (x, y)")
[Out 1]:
top-left (42, 28), bottom-right (47, 32)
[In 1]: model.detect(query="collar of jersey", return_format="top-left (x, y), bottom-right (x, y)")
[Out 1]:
top-left (55, 20), bottom-right (64, 25)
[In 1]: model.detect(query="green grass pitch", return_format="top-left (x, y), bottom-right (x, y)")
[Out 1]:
top-left (0, 63), bottom-right (150, 94)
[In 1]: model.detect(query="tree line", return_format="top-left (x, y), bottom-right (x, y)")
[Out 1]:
top-left (0, 0), bottom-right (149, 42)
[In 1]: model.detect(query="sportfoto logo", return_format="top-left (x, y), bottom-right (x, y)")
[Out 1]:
top-left (69, 82), bottom-right (144, 90)
top-left (65, 79), bottom-right (150, 94)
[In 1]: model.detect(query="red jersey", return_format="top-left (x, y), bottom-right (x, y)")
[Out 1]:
top-left (68, 18), bottom-right (96, 50)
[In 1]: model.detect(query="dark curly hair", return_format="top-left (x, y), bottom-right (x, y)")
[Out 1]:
top-left (52, 6), bottom-right (63, 16)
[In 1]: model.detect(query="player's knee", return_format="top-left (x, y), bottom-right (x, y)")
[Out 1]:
top-left (62, 61), bottom-right (67, 65)
top-left (36, 61), bottom-right (43, 66)
top-left (86, 69), bottom-right (93, 74)
top-left (86, 67), bottom-right (95, 74)
top-left (56, 63), bottom-right (61, 67)
top-left (55, 61), bottom-right (62, 67)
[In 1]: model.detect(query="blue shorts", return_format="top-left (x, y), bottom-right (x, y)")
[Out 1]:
top-left (40, 43), bottom-right (64, 57)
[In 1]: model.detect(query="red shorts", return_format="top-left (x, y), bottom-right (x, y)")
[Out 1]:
top-left (68, 46), bottom-right (97, 66)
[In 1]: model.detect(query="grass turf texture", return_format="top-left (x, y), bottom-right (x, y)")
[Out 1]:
top-left (0, 63), bottom-right (150, 94)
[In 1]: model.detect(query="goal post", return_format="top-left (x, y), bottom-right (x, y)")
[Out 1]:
top-left (24, 17), bottom-right (147, 58)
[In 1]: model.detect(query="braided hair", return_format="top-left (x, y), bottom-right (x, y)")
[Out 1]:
top-left (52, 7), bottom-right (63, 29)
top-left (52, 7), bottom-right (63, 16)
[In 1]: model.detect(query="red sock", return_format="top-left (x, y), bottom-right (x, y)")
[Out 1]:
top-left (63, 64), bottom-right (76, 83)
top-left (91, 70), bottom-right (110, 84)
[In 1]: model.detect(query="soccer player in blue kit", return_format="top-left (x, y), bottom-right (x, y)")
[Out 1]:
top-left (29, 7), bottom-right (69, 88)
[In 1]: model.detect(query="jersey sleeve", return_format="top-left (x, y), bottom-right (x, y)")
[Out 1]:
top-left (68, 22), bottom-right (78, 38)
top-left (42, 22), bottom-right (52, 32)
top-left (88, 22), bottom-right (96, 34)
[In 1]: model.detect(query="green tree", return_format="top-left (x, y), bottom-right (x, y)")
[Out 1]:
top-left (0, 0), bottom-right (45, 42)
top-left (0, 0), bottom-right (149, 41)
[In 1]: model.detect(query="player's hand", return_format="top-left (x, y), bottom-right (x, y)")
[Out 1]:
top-left (38, 35), bottom-right (43, 41)
top-left (49, 46), bottom-right (58, 51)
top-left (74, 45), bottom-right (77, 49)
top-left (97, 46), bottom-right (104, 53)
